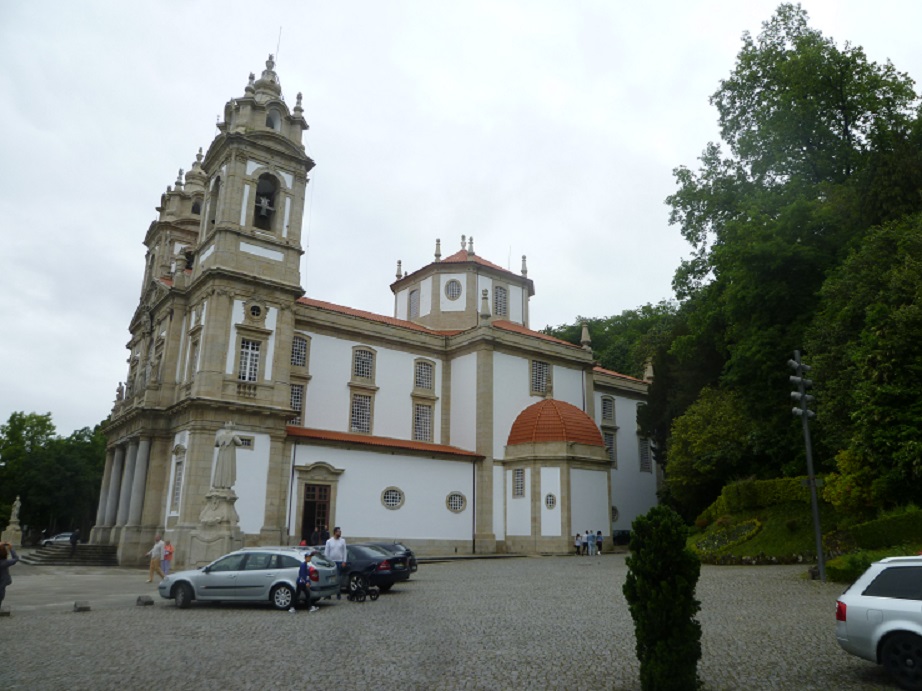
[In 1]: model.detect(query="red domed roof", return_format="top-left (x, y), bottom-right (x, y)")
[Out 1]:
top-left (507, 399), bottom-right (604, 447)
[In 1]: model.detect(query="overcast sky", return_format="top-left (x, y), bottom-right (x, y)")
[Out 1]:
top-left (2, 1), bottom-right (921, 437)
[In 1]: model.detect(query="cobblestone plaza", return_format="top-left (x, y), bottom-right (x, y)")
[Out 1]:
top-left (4, 555), bottom-right (893, 690)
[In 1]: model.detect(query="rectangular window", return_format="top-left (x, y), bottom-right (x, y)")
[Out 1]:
top-left (639, 438), bottom-right (652, 473)
top-left (414, 360), bottom-right (434, 390)
top-left (512, 468), bottom-right (525, 497)
top-left (413, 403), bottom-right (433, 442)
top-left (170, 460), bottom-right (184, 513)
top-left (291, 336), bottom-right (307, 367)
top-left (494, 286), bottom-right (508, 317)
top-left (409, 289), bottom-right (420, 319)
top-left (353, 349), bottom-right (374, 381)
top-left (290, 383), bottom-right (304, 425)
top-left (603, 431), bottom-right (616, 465)
top-left (602, 397), bottom-right (615, 422)
top-left (531, 360), bottom-right (550, 395)
top-left (238, 339), bottom-right (260, 382)
top-left (350, 393), bottom-right (372, 433)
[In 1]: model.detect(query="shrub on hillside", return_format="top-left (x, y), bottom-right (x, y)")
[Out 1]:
top-left (623, 505), bottom-right (702, 691)
top-left (849, 508), bottom-right (922, 549)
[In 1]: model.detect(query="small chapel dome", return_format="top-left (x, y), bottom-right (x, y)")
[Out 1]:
top-left (507, 399), bottom-right (604, 447)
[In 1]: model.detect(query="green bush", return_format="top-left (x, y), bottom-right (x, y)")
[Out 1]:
top-left (696, 477), bottom-right (815, 525)
top-left (623, 506), bottom-right (702, 691)
top-left (850, 510), bottom-right (922, 549)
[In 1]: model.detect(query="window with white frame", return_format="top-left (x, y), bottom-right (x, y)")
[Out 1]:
top-left (350, 393), bottom-right (372, 433)
top-left (291, 336), bottom-right (307, 367)
top-left (414, 360), bottom-right (434, 390)
top-left (601, 396), bottom-right (615, 422)
top-left (530, 360), bottom-right (550, 395)
top-left (408, 289), bottom-right (420, 319)
top-left (445, 279), bottom-right (462, 301)
top-left (545, 493), bottom-right (557, 510)
top-left (512, 468), bottom-right (525, 498)
top-left (353, 348), bottom-right (374, 381)
top-left (639, 438), bottom-right (652, 473)
top-left (413, 403), bottom-right (433, 442)
top-left (494, 285), bottom-right (508, 317)
top-left (170, 460), bottom-right (184, 513)
top-left (238, 339), bottom-right (260, 382)
top-left (290, 383), bottom-right (304, 425)
top-left (381, 487), bottom-right (405, 510)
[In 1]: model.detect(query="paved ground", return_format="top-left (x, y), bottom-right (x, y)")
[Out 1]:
top-left (2, 554), bottom-right (895, 690)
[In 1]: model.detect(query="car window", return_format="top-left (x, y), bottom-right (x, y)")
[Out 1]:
top-left (209, 553), bottom-right (247, 572)
top-left (279, 555), bottom-right (301, 569)
top-left (242, 552), bottom-right (275, 571)
top-left (862, 566), bottom-right (922, 600)
top-left (351, 545), bottom-right (389, 559)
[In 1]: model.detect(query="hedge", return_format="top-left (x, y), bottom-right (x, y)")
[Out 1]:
top-left (697, 477), bottom-right (815, 525)
top-left (849, 509), bottom-right (922, 550)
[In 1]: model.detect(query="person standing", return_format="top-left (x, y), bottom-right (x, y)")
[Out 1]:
top-left (582, 531), bottom-right (590, 556)
top-left (320, 525), bottom-right (330, 543)
top-left (69, 528), bottom-right (80, 557)
top-left (162, 540), bottom-right (174, 576)
top-left (309, 525), bottom-right (322, 546)
top-left (146, 535), bottom-right (166, 583)
top-left (291, 552), bottom-right (319, 613)
top-left (574, 533), bottom-right (581, 556)
top-left (324, 527), bottom-right (347, 600)
top-left (596, 531), bottom-right (603, 556)
top-left (0, 541), bottom-right (20, 608)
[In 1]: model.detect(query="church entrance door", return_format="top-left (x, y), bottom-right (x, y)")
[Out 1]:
top-left (301, 483), bottom-right (330, 544)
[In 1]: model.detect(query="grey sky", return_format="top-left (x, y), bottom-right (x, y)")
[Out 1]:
top-left (2, 1), bottom-right (920, 436)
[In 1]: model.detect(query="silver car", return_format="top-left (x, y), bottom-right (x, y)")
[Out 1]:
top-left (158, 547), bottom-right (340, 610)
top-left (835, 556), bottom-right (922, 690)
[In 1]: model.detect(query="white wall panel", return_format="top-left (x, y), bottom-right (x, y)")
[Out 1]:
top-left (569, 468), bottom-right (609, 537)
top-left (395, 288), bottom-right (408, 320)
top-left (540, 466), bottom-right (561, 536)
top-left (492, 352), bottom-right (533, 459)
top-left (509, 284), bottom-right (524, 324)
top-left (552, 364), bottom-right (584, 409)
top-left (419, 276), bottom-right (432, 317)
top-left (492, 464), bottom-right (504, 539)
top-left (505, 467), bottom-right (531, 536)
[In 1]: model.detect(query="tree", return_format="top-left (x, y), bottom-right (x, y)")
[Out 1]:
top-left (807, 213), bottom-right (922, 513)
top-left (623, 505), bottom-right (702, 691)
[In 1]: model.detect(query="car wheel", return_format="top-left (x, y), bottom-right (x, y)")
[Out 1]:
top-left (348, 573), bottom-right (368, 592)
top-left (883, 633), bottom-right (922, 691)
top-left (271, 584), bottom-right (295, 611)
top-left (173, 583), bottom-right (193, 609)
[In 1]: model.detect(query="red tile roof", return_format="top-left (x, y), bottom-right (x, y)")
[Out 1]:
top-left (492, 321), bottom-right (584, 349)
top-left (440, 249), bottom-right (516, 275)
top-left (296, 297), bottom-right (461, 335)
top-left (286, 426), bottom-right (482, 458)
top-left (592, 366), bottom-right (646, 384)
top-left (507, 399), bottom-right (604, 447)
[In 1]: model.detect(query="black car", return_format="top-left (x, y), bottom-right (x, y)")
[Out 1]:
top-left (360, 541), bottom-right (418, 574)
top-left (343, 544), bottom-right (411, 593)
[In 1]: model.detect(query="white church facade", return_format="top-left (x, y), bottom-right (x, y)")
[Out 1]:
top-left (90, 57), bottom-right (659, 566)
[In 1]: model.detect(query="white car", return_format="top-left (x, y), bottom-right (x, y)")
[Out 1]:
top-left (42, 532), bottom-right (74, 547)
top-left (158, 547), bottom-right (340, 610)
top-left (835, 556), bottom-right (922, 690)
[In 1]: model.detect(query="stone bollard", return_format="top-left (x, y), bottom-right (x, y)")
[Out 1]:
top-left (0, 605), bottom-right (11, 617)
top-left (73, 600), bottom-right (91, 612)
top-left (136, 596), bottom-right (154, 606)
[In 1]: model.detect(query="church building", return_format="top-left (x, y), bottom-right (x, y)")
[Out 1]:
top-left (90, 57), bottom-right (659, 566)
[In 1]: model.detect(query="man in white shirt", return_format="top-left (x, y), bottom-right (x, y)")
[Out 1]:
top-left (146, 535), bottom-right (166, 583)
top-left (324, 527), bottom-right (347, 600)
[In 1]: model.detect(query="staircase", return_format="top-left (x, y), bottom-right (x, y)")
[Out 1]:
top-left (19, 544), bottom-right (119, 567)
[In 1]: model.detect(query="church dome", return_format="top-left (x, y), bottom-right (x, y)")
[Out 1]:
top-left (507, 399), bottom-right (604, 447)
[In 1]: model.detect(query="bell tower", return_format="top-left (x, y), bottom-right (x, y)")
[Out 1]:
top-left (193, 54), bottom-right (315, 292)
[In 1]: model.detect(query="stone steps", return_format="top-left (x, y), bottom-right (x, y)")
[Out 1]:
top-left (19, 544), bottom-right (119, 567)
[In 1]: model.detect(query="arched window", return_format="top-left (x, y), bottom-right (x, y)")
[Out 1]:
top-left (266, 107), bottom-right (282, 132)
top-left (254, 173), bottom-right (278, 231)
top-left (191, 197), bottom-right (202, 215)
top-left (208, 177), bottom-right (222, 226)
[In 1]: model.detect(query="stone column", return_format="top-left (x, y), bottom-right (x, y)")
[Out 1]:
top-left (127, 438), bottom-right (151, 526)
top-left (104, 446), bottom-right (125, 527)
top-left (95, 448), bottom-right (115, 526)
top-left (116, 441), bottom-right (139, 527)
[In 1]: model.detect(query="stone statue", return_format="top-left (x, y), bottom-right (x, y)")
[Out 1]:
top-left (10, 496), bottom-right (21, 524)
top-left (116, 382), bottom-right (124, 401)
top-left (212, 422), bottom-right (243, 490)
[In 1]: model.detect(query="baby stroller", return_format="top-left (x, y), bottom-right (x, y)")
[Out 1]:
top-left (346, 572), bottom-right (380, 603)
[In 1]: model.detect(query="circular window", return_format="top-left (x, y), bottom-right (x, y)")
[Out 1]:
top-left (446, 492), bottom-right (467, 513)
top-left (545, 493), bottom-right (557, 510)
top-left (444, 279), bottom-right (462, 301)
top-left (381, 487), bottom-right (405, 510)
top-left (249, 305), bottom-right (262, 318)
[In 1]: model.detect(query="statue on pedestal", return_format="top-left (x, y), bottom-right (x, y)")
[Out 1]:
top-left (2, 495), bottom-right (23, 547)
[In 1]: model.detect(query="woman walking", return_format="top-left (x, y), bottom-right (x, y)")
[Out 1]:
top-left (0, 540), bottom-right (20, 608)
